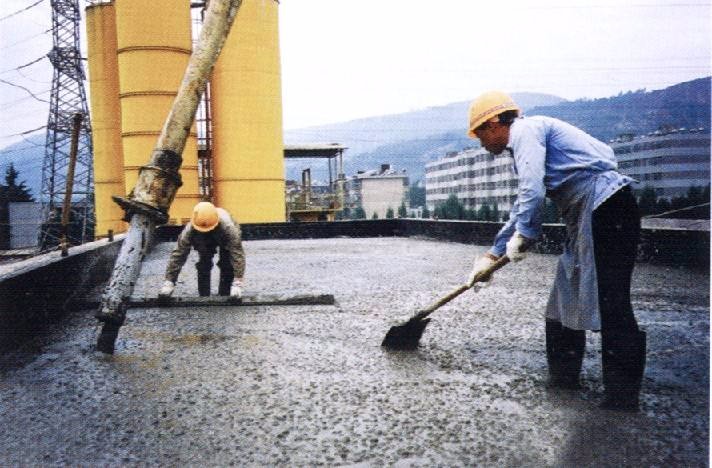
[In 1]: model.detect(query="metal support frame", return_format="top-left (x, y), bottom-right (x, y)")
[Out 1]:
top-left (40, 0), bottom-right (94, 251)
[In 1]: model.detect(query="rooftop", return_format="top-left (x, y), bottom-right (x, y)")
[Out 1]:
top-left (0, 237), bottom-right (708, 465)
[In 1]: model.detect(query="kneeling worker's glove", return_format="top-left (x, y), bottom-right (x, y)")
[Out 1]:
top-left (158, 280), bottom-right (175, 297)
top-left (230, 278), bottom-right (243, 299)
top-left (467, 253), bottom-right (499, 287)
top-left (506, 231), bottom-right (532, 262)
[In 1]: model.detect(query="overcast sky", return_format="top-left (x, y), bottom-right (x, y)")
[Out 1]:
top-left (1, 0), bottom-right (710, 148)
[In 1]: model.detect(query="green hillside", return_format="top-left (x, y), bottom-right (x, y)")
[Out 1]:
top-left (351, 77), bottom-right (710, 182)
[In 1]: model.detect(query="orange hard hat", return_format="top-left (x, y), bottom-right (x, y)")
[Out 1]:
top-left (191, 202), bottom-right (219, 232)
top-left (467, 91), bottom-right (520, 138)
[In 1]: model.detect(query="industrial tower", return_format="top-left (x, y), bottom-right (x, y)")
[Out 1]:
top-left (40, 0), bottom-right (94, 250)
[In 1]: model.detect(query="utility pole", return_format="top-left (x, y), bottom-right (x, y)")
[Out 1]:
top-left (40, 0), bottom-right (94, 251)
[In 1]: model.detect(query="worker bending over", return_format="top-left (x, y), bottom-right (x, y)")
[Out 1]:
top-left (159, 201), bottom-right (245, 299)
top-left (466, 91), bottom-right (645, 412)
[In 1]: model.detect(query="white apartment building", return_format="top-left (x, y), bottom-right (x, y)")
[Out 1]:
top-left (426, 127), bottom-right (710, 217)
top-left (610, 128), bottom-right (710, 198)
top-left (425, 147), bottom-right (518, 216)
top-left (346, 165), bottom-right (409, 218)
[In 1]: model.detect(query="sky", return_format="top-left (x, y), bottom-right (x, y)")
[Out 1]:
top-left (0, 0), bottom-right (710, 149)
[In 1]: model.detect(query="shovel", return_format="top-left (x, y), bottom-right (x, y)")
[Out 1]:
top-left (381, 255), bottom-right (510, 350)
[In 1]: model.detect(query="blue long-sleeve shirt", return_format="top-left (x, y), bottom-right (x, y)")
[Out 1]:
top-left (490, 116), bottom-right (634, 257)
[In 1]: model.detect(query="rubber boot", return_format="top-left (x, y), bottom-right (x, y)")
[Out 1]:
top-left (197, 269), bottom-right (211, 297)
top-left (600, 329), bottom-right (646, 412)
top-left (546, 320), bottom-right (586, 390)
top-left (218, 274), bottom-right (233, 296)
top-left (217, 249), bottom-right (234, 297)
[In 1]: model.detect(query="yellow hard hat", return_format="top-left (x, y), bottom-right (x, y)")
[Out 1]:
top-left (191, 201), bottom-right (219, 232)
top-left (467, 91), bottom-right (520, 138)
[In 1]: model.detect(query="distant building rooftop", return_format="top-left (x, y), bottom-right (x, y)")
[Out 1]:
top-left (284, 143), bottom-right (348, 159)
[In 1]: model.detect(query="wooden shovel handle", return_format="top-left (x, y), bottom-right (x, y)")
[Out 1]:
top-left (413, 255), bottom-right (511, 320)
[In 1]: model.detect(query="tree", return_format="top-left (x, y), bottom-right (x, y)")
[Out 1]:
top-left (385, 207), bottom-right (394, 219)
top-left (637, 187), bottom-right (658, 216)
top-left (371, 211), bottom-right (379, 219)
top-left (687, 185), bottom-right (704, 206)
top-left (440, 194), bottom-right (464, 219)
top-left (409, 183), bottom-right (425, 208)
top-left (0, 164), bottom-right (35, 249)
top-left (1, 163), bottom-right (34, 202)
top-left (397, 202), bottom-right (407, 218)
top-left (477, 203), bottom-right (491, 221)
top-left (351, 206), bottom-right (366, 219)
top-left (421, 205), bottom-right (430, 219)
top-left (655, 197), bottom-right (671, 214)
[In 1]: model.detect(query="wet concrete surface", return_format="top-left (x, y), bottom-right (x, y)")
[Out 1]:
top-left (0, 237), bottom-right (708, 466)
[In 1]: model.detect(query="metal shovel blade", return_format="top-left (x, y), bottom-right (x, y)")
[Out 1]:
top-left (381, 316), bottom-right (431, 350)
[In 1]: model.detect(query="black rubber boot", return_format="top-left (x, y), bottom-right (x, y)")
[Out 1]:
top-left (217, 249), bottom-right (234, 297)
top-left (197, 269), bottom-right (211, 297)
top-left (218, 275), bottom-right (233, 296)
top-left (546, 320), bottom-right (586, 390)
top-left (600, 329), bottom-right (646, 412)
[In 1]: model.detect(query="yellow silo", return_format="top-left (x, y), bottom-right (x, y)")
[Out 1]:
top-left (211, 0), bottom-right (286, 223)
top-left (114, 0), bottom-right (200, 224)
top-left (86, 2), bottom-right (126, 237)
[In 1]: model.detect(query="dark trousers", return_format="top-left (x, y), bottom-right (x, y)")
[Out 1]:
top-left (195, 247), bottom-right (234, 297)
top-left (592, 186), bottom-right (640, 334)
top-left (547, 187), bottom-right (645, 403)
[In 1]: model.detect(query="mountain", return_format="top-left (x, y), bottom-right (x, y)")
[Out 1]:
top-left (283, 93), bottom-right (566, 181)
top-left (286, 78), bottom-right (710, 183)
top-left (284, 92), bottom-right (565, 157)
top-left (2, 78), bottom-right (709, 194)
top-left (524, 77), bottom-right (710, 143)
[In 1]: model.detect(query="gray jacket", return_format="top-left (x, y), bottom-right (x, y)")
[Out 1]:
top-left (164, 208), bottom-right (245, 282)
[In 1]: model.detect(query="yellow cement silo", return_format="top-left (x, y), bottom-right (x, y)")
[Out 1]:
top-left (114, 0), bottom-right (200, 224)
top-left (86, 2), bottom-right (126, 237)
top-left (211, 0), bottom-right (286, 223)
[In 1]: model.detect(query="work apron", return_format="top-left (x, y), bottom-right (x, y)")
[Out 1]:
top-left (545, 175), bottom-right (601, 330)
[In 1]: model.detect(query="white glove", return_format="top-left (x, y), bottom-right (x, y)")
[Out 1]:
top-left (506, 231), bottom-right (530, 262)
top-left (467, 254), bottom-right (498, 287)
top-left (158, 280), bottom-right (175, 297)
top-left (230, 278), bottom-right (243, 298)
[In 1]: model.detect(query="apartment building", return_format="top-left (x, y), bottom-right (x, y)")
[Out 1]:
top-left (425, 147), bottom-right (518, 215)
top-left (610, 128), bottom-right (710, 198)
top-left (426, 126), bottom-right (710, 217)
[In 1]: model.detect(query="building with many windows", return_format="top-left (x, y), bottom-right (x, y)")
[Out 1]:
top-left (425, 147), bottom-right (517, 217)
top-left (426, 127), bottom-right (710, 218)
top-left (610, 128), bottom-right (710, 198)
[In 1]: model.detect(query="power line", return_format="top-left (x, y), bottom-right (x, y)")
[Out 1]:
top-left (0, 125), bottom-right (47, 140)
top-left (0, 78), bottom-right (49, 103)
top-left (0, 28), bottom-right (51, 51)
top-left (0, 56), bottom-right (47, 75)
top-left (15, 67), bottom-right (51, 84)
top-left (0, 0), bottom-right (46, 22)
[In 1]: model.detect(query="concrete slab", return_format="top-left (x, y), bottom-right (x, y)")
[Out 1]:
top-left (0, 237), bottom-right (708, 466)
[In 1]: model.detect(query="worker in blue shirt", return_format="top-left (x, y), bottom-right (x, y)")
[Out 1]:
top-left (465, 91), bottom-right (645, 412)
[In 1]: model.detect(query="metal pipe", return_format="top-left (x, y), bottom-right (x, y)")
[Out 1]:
top-left (60, 113), bottom-right (83, 257)
top-left (96, 0), bottom-right (242, 353)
